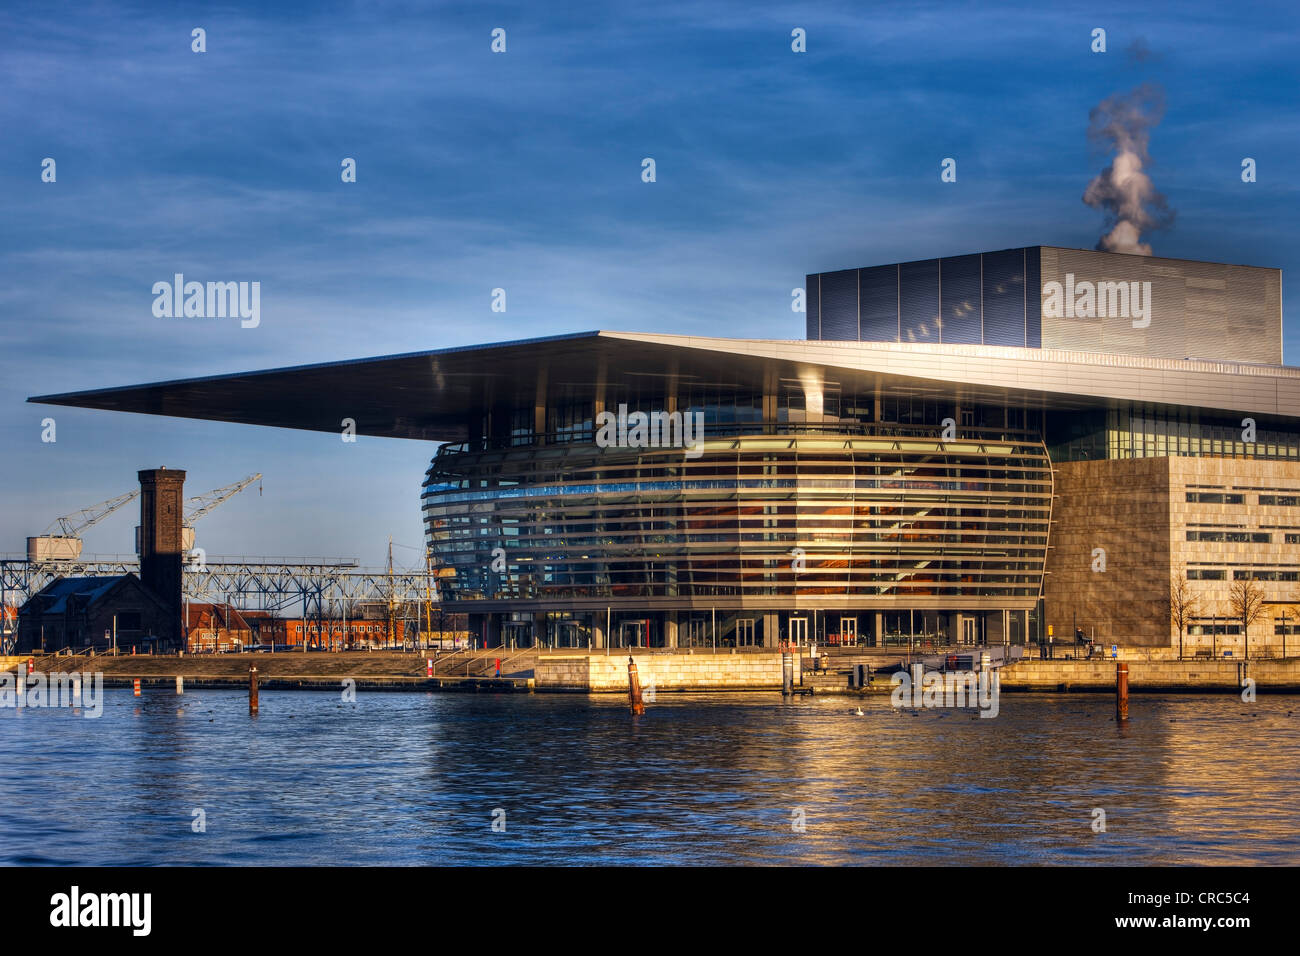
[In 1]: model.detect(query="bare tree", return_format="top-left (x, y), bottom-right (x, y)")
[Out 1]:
top-left (1170, 567), bottom-right (1199, 660)
top-left (1228, 575), bottom-right (1267, 660)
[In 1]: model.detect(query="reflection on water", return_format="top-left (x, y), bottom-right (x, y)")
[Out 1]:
top-left (1, 690), bottom-right (1297, 865)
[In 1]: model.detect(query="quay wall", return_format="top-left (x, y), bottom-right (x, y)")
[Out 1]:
top-left (1000, 658), bottom-right (1300, 692)
top-left (536, 650), bottom-right (785, 692)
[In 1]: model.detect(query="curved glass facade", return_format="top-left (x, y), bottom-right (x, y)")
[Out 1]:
top-left (423, 428), bottom-right (1052, 611)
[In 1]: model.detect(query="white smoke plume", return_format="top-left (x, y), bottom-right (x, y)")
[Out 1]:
top-left (1082, 83), bottom-right (1174, 256)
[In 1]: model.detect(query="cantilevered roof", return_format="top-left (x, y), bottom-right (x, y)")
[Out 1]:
top-left (29, 331), bottom-right (1300, 442)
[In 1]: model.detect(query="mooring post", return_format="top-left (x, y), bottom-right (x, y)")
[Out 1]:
top-left (133, 678), bottom-right (141, 698)
top-left (176, 675), bottom-right (184, 695)
top-left (249, 664), bottom-right (259, 715)
top-left (627, 655), bottom-right (645, 715)
top-left (782, 645), bottom-right (794, 696)
top-left (72, 673), bottom-right (82, 706)
top-left (1116, 661), bottom-right (1129, 721)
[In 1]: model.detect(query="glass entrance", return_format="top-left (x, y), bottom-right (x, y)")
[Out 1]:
top-left (837, 617), bottom-right (857, 646)
top-left (736, 618), bottom-right (756, 646)
top-left (619, 619), bottom-right (651, 647)
top-left (557, 620), bottom-right (588, 648)
top-left (789, 617), bottom-right (809, 645)
top-left (503, 621), bottom-right (531, 649)
top-left (685, 618), bottom-right (709, 647)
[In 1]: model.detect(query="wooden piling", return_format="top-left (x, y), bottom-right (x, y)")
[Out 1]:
top-left (1116, 662), bottom-right (1129, 721)
top-left (627, 656), bottom-right (645, 715)
top-left (249, 664), bottom-right (259, 715)
top-left (132, 678), bottom-right (141, 698)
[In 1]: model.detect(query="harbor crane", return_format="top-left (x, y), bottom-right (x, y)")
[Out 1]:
top-left (27, 489), bottom-right (141, 562)
top-left (183, 473), bottom-right (263, 549)
top-left (134, 473), bottom-right (263, 553)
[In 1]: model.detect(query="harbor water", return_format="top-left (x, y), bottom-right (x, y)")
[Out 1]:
top-left (1, 690), bottom-right (1297, 865)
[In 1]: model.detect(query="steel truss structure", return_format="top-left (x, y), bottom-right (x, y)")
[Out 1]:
top-left (0, 554), bottom-right (440, 652)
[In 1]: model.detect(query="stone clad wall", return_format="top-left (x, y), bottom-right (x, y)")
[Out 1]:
top-left (535, 651), bottom-right (784, 692)
top-left (1046, 457), bottom-right (1172, 647)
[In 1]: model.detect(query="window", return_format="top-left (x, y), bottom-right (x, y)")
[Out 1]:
top-left (1187, 530), bottom-right (1270, 543)
top-left (1259, 494), bottom-right (1300, 506)
top-left (1233, 569), bottom-right (1299, 581)
top-left (1187, 569), bottom-right (1226, 580)
top-left (1186, 492), bottom-right (1244, 504)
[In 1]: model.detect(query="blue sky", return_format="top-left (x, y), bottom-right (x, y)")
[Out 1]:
top-left (3, 0), bottom-right (1299, 569)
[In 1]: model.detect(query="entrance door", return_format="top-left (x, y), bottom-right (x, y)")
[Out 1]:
top-left (503, 622), bottom-right (530, 649)
top-left (558, 620), bottom-right (586, 648)
top-left (839, 617), bottom-right (857, 646)
top-left (789, 617), bottom-right (809, 646)
top-left (736, 618), bottom-right (756, 647)
top-left (620, 620), bottom-right (650, 647)
top-left (962, 618), bottom-right (975, 645)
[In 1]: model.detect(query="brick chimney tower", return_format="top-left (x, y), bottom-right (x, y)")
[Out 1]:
top-left (138, 467), bottom-right (186, 649)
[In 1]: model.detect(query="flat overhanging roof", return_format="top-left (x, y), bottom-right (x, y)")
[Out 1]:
top-left (29, 331), bottom-right (1300, 442)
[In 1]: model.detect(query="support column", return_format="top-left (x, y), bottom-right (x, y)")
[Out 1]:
top-left (763, 612), bottom-right (780, 648)
top-left (664, 611), bottom-right (678, 649)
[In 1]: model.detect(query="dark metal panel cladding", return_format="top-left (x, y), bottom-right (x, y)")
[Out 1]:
top-left (819, 268), bottom-right (859, 340)
top-left (806, 273), bottom-right (820, 339)
top-left (982, 248), bottom-right (1029, 347)
top-left (859, 264), bottom-right (899, 343)
top-left (939, 254), bottom-right (982, 344)
top-left (900, 258), bottom-right (940, 343)
top-left (1025, 247), bottom-right (1042, 348)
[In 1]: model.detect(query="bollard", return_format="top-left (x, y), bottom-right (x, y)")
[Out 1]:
top-left (72, 674), bottom-right (82, 706)
top-left (782, 649), bottom-right (794, 696)
top-left (27, 658), bottom-right (34, 675)
top-left (627, 656), bottom-right (645, 715)
top-left (249, 664), bottom-right (259, 715)
top-left (176, 675), bottom-right (184, 695)
top-left (426, 658), bottom-right (434, 678)
top-left (132, 678), bottom-right (141, 697)
top-left (1116, 662), bottom-right (1129, 721)
top-left (980, 652), bottom-right (991, 676)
